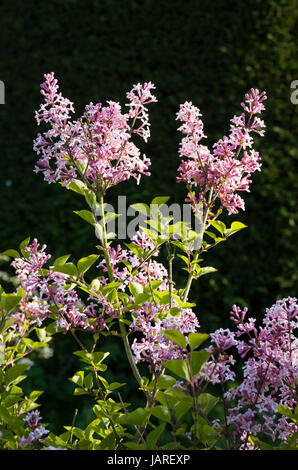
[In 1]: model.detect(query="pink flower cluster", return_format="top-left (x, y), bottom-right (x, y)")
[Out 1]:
top-left (177, 88), bottom-right (267, 214)
top-left (201, 297), bottom-right (298, 447)
top-left (131, 302), bottom-right (199, 371)
top-left (99, 230), bottom-right (168, 291)
top-left (9, 232), bottom-right (169, 334)
top-left (33, 73), bottom-right (157, 190)
top-left (19, 410), bottom-right (49, 448)
top-left (201, 328), bottom-right (238, 384)
top-left (93, 230), bottom-right (169, 319)
top-left (11, 239), bottom-right (106, 333)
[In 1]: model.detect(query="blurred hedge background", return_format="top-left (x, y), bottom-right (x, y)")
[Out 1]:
top-left (0, 0), bottom-right (297, 432)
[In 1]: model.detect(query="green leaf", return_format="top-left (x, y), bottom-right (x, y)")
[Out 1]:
top-left (249, 436), bottom-right (278, 450)
top-left (19, 237), bottom-right (30, 257)
top-left (129, 203), bottom-right (150, 216)
top-left (109, 382), bottom-right (126, 391)
top-left (35, 327), bottom-right (51, 343)
top-left (84, 189), bottom-right (97, 211)
top-left (167, 307), bottom-right (180, 317)
top-left (90, 278), bottom-right (101, 293)
top-left (77, 254), bottom-right (99, 275)
top-left (73, 388), bottom-right (88, 396)
top-left (1, 292), bottom-right (25, 313)
top-left (129, 281), bottom-right (144, 296)
top-left (32, 341), bottom-right (49, 350)
top-left (70, 371), bottom-right (84, 387)
top-left (127, 292), bottom-right (151, 309)
top-left (29, 390), bottom-right (44, 401)
top-left (168, 221), bottom-right (190, 236)
top-left (53, 254), bottom-right (71, 266)
top-left (124, 243), bottom-right (148, 259)
top-left (84, 373), bottom-right (94, 390)
top-left (94, 223), bottom-right (103, 239)
top-left (106, 288), bottom-right (117, 303)
top-left (0, 318), bottom-right (15, 333)
top-left (170, 240), bottom-right (188, 253)
top-left (198, 393), bottom-right (219, 415)
top-left (98, 375), bottom-right (109, 390)
top-left (225, 221), bottom-right (247, 236)
top-left (190, 350), bottom-right (210, 376)
top-left (52, 263), bottom-right (78, 277)
top-left (278, 405), bottom-right (297, 423)
top-left (98, 432), bottom-right (116, 450)
top-left (5, 364), bottom-right (29, 386)
top-left (139, 227), bottom-right (159, 244)
top-left (1, 249), bottom-right (20, 258)
top-left (0, 405), bottom-right (21, 427)
top-left (199, 266), bottom-right (217, 277)
top-left (162, 330), bottom-right (187, 349)
top-left (230, 221), bottom-right (247, 231)
top-left (148, 374), bottom-right (176, 391)
top-left (162, 359), bottom-right (190, 381)
top-left (73, 350), bottom-right (109, 365)
top-left (146, 423), bottom-right (166, 449)
top-left (175, 401), bottom-right (192, 420)
top-left (46, 433), bottom-right (68, 448)
top-left (119, 408), bottom-right (148, 426)
top-left (148, 406), bottom-right (171, 423)
top-left (100, 212), bottom-right (120, 225)
top-left (209, 220), bottom-right (226, 234)
top-left (157, 291), bottom-right (170, 306)
top-left (195, 416), bottom-right (219, 444)
top-left (151, 196), bottom-right (170, 207)
top-left (188, 333), bottom-right (209, 350)
top-left (2, 386), bottom-right (23, 407)
top-left (64, 425), bottom-right (85, 440)
top-left (102, 282), bottom-right (121, 295)
top-left (177, 254), bottom-right (189, 265)
top-left (205, 231), bottom-right (218, 241)
top-left (68, 179), bottom-right (88, 196)
top-left (73, 210), bottom-right (96, 225)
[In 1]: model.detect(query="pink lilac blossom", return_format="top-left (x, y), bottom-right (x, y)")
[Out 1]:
top-left (201, 328), bottom-right (238, 384)
top-left (33, 73), bottom-right (157, 190)
top-left (93, 230), bottom-right (169, 320)
top-left (23, 410), bottom-right (42, 430)
top-left (98, 230), bottom-right (168, 294)
top-left (131, 302), bottom-right (199, 371)
top-left (19, 426), bottom-right (49, 448)
top-left (176, 88), bottom-right (267, 214)
top-left (10, 239), bottom-right (106, 333)
top-left (205, 297), bottom-right (298, 447)
top-left (19, 411), bottom-right (49, 448)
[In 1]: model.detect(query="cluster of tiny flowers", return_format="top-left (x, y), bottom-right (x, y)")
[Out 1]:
top-left (201, 328), bottom-right (238, 384)
top-left (176, 88), bottom-right (267, 214)
top-left (33, 73), bottom-right (157, 190)
top-left (131, 302), bottom-right (199, 372)
top-left (11, 239), bottom-right (106, 333)
top-left (93, 230), bottom-right (169, 319)
top-left (202, 297), bottom-right (298, 447)
top-left (99, 230), bottom-right (168, 289)
top-left (19, 410), bottom-right (49, 448)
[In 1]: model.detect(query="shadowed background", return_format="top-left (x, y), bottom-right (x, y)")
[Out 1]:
top-left (0, 0), bottom-right (297, 432)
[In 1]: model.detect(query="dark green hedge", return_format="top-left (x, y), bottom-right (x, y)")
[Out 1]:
top-left (0, 0), bottom-right (297, 431)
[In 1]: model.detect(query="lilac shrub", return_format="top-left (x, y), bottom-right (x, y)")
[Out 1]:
top-left (0, 73), bottom-right (297, 451)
